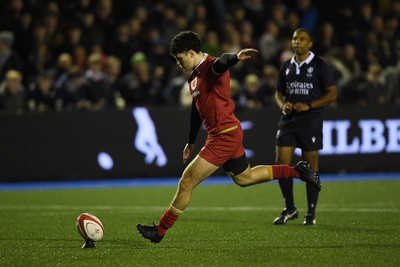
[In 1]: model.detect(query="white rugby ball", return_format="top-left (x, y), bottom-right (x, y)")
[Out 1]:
top-left (76, 213), bottom-right (104, 241)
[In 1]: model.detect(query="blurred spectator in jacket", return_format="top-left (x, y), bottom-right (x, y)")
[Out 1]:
top-left (55, 66), bottom-right (86, 110)
top-left (105, 55), bottom-right (125, 109)
top-left (0, 69), bottom-right (26, 113)
top-left (328, 44), bottom-right (363, 101)
top-left (259, 20), bottom-right (281, 65)
top-left (260, 65), bottom-right (279, 107)
top-left (80, 52), bottom-right (115, 110)
top-left (341, 63), bottom-right (388, 106)
top-left (52, 53), bottom-right (73, 91)
top-left (106, 23), bottom-right (136, 75)
top-left (237, 73), bottom-right (264, 110)
top-left (359, 63), bottom-right (388, 106)
top-left (0, 31), bottom-right (23, 83)
top-left (119, 51), bottom-right (164, 106)
top-left (27, 72), bottom-right (56, 112)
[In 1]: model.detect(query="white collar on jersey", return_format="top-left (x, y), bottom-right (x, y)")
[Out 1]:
top-left (290, 51), bottom-right (315, 74)
top-left (192, 52), bottom-right (208, 74)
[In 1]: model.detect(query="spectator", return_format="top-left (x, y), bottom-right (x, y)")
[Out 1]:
top-left (80, 52), bottom-right (115, 110)
top-left (202, 31), bottom-right (220, 57)
top-left (43, 12), bottom-right (64, 55)
top-left (52, 53), bottom-right (73, 91)
top-left (382, 60), bottom-right (400, 104)
top-left (358, 63), bottom-right (388, 106)
top-left (27, 72), bottom-right (56, 112)
top-left (26, 43), bottom-right (54, 84)
top-left (313, 21), bottom-right (340, 57)
top-left (104, 55), bottom-right (125, 109)
top-left (62, 25), bottom-right (84, 55)
top-left (328, 44), bottom-right (363, 101)
top-left (0, 31), bottom-right (23, 83)
top-left (119, 52), bottom-right (163, 106)
top-left (106, 23), bottom-right (136, 75)
top-left (295, 0), bottom-right (319, 35)
top-left (163, 73), bottom-right (188, 106)
top-left (95, 0), bottom-right (116, 42)
top-left (259, 20), bottom-right (281, 65)
top-left (72, 45), bottom-right (88, 70)
top-left (260, 64), bottom-right (279, 107)
top-left (0, 0), bottom-right (398, 108)
top-left (281, 11), bottom-right (300, 39)
top-left (0, 69), bottom-right (26, 113)
top-left (55, 66), bottom-right (86, 110)
top-left (80, 10), bottom-right (105, 51)
top-left (237, 73), bottom-right (264, 110)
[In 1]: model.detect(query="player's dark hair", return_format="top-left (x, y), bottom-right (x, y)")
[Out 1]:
top-left (294, 27), bottom-right (313, 41)
top-left (170, 31), bottom-right (202, 56)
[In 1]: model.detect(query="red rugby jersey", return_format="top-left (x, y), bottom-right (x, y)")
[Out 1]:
top-left (187, 54), bottom-right (240, 135)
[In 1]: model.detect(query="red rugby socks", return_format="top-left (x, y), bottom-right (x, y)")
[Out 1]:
top-left (157, 205), bottom-right (183, 236)
top-left (271, 165), bottom-right (299, 179)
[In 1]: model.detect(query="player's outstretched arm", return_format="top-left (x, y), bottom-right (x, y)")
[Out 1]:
top-left (237, 48), bottom-right (258, 61)
top-left (213, 49), bottom-right (258, 74)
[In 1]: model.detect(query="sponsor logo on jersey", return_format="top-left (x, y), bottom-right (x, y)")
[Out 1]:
top-left (286, 80), bottom-right (313, 95)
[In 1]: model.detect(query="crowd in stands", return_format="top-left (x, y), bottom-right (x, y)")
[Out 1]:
top-left (0, 0), bottom-right (399, 114)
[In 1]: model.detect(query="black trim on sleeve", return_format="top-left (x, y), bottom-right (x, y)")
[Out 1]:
top-left (212, 53), bottom-right (239, 74)
top-left (187, 100), bottom-right (202, 144)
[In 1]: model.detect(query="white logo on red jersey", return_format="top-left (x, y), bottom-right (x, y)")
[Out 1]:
top-left (190, 77), bottom-right (197, 91)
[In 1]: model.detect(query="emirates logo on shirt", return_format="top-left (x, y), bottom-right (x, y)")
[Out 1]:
top-left (190, 77), bottom-right (197, 91)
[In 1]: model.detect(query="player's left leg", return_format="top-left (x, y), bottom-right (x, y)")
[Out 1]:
top-left (226, 153), bottom-right (319, 189)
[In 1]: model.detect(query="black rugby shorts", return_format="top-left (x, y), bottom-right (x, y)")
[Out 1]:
top-left (276, 113), bottom-right (323, 151)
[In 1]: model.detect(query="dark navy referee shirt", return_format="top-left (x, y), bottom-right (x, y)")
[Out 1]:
top-left (276, 52), bottom-right (336, 114)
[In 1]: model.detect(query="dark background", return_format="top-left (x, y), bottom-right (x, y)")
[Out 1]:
top-left (1, 106), bottom-right (398, 182)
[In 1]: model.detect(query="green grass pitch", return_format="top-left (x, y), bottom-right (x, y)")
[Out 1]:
top-left (0, 180), bottom-right (399, 267)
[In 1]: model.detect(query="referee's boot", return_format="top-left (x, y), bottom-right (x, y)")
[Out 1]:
top-left (136, 223), bottom-right (164, 243)
top-left (295, 161), bottom-right (321, 191)
top-left (303, 214), bottom-right (316, 225)
top-left (273, 208), bottom-right (299, 225)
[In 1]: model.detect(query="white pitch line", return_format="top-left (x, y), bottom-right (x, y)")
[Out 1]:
top-left (0, 205), bottom-right (398, 213)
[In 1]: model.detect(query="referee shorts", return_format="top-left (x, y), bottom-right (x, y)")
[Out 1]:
top-left (276, 113), bottom-right (323, 151)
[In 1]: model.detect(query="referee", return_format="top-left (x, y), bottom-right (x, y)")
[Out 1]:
top-left (273, 28), bottom-right (337, 225)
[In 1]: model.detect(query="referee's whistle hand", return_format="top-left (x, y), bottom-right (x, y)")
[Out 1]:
top-left (293, 103), bottom-right (309, 112)
top-left (282, 102), bottom-right (293, 115)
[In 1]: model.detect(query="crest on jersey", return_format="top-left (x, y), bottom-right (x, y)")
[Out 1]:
top-left (307, 67), bottom-right (314, 77)
top-left (285, 68), bottom-right (290, 75)
top-left (190, 77), bottom-right (197, 91)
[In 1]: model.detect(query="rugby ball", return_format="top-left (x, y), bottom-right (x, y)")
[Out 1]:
top-left (76, 213), bottom-right (104, 241)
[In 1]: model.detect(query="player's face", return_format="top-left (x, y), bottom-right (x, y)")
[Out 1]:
top-left (292, 31), bottom-right (313, 55)
top-left (174, 51), bottom-right (196, 71)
